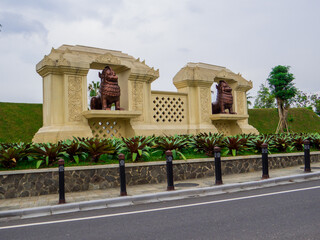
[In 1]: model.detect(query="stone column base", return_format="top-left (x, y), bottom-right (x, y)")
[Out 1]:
top-left (237, 121), bottom-right (259, 135)
top-left (32, 124), bottom-right (93, 143)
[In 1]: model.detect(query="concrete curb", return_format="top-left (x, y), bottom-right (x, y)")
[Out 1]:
top-left (1, 172), bottom-right (320, 220)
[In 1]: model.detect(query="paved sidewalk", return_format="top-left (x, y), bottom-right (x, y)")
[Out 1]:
top-left (1, 162), bottom-right (319, 214)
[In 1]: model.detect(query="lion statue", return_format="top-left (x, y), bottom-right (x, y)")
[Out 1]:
top-left (212, 80), bottom-right (236, 114)
top-left (90, 66), bottom-right (122, 110)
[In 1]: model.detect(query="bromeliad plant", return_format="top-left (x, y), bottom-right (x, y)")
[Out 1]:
top-left (119, 136), bottom-right (154, 162)
top-left (80, 138), bottom-right (115, 162)
top-left (0, 143), bottom-right (29, 168)
top-left (309, 133), bottom-right (320, 150)
top-left (60, 139), bottom-right (86, 164)
top-left (271, 134), bottom-right (294, 152)
top-left (190, 132), bottom-right (223, 157)
top-left (31, 143), bottom-right (66, 168)
top-left (238, 133), bottom-right (256, 148)
top-left (247, 135), bottom-right (273, 154)
top-left (291, 134), bottom-right (306, 151)
top-left (223, 136), bottom-right (246, 156)
top-left (152, 135), bottom-right (188, 160)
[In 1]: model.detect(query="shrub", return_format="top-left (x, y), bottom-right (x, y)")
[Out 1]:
top-left (31, 143), bottom-right (66, 168)
top-left (223, 136), bottom-right (246, 156)
top-left (80, 138), bottom-right (115, 162)
top-left (119, 136), bottom-right (154, 162)
top-left (190, 132), bottom-right (223, 157)
top-left (60, 139), bottom-right (85, 164)
top-left (271, 134), bottom-right (293, 152)
top-left (0, 146), bottom-right (28, 168)
top-left (153, 135), bottom-right (188, 160)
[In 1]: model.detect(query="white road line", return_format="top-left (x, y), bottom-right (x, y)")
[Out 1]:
top-left (1, 185), bottom-right (319, 230)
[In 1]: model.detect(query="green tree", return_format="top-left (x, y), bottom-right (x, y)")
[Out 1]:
top-left (253, 83), bottom-right (276, 108)
top-left (247, 92), bottom-right (253, 108)
top-left (290, 90), bottom-right (320, 115)
top-left (291, 90), bottom-right (310, 108)
top-left (267, 65), bottom-right (297, 133)
top-left (314, 99), bottom-right (320, 115)
top-left (310, 94), bottom-right (320, 115)
top-left (88, 80), bottom-right (100, 97)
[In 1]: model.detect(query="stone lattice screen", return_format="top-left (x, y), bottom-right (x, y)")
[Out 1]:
top-left (151, 92), bottom-right (188, 124)
top-left (88, 119), bottom-right (126, 138)
top-left (213, 122), bottom-right (232, 136)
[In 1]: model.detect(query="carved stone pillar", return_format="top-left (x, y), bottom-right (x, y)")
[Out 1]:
top-left (127, 68), bottom-right (159, 136)
top-left (173, 64), bottom-right (218, 134)
top-left (33, 65), bottom-right (93, 143)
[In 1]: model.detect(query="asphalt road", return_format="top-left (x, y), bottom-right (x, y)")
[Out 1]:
top-left (1, 179), bottom-right (320, 240)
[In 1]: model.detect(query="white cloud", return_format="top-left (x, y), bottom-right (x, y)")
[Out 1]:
top-left (0, 0), bottom-right (320, 103)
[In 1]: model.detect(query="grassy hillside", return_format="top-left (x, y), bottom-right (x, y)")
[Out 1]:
top-left (248, 108), bottom-right (320, 134)
top-left (0, 102), bottom-right (42, 142)
top-left (0, 102), bottom-right (320, 142)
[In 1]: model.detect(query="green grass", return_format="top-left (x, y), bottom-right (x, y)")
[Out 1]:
top-left (248, 108), bottom-right (320, 134)
top-left (0, 102), bottom-right (42, 142)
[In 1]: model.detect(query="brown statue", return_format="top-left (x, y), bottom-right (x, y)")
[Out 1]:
top-left (212, 80), bottom-right (236, 114)
top-left (90, 66), bottom-right (122, 110)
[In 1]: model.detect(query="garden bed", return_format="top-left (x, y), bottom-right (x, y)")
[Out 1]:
top-left (1, 133), bottom-right (319, 171)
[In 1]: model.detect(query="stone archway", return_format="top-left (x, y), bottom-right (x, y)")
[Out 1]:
top-left (33, 45), bottom-right (159, 143)
top-left (33, 46), bottom-right (258, 143)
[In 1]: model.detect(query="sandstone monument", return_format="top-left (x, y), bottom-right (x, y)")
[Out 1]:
top-left (33, 45), bottom-right (258, 143)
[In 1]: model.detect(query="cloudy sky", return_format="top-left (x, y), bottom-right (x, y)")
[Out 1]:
top-left (0, 0), bottom-right (319, 104)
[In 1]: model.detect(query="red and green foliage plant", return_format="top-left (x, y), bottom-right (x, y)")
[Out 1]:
top-left (247, 135), bottom-right (273, 153)
top-left (223, 136), bottom-right (246, 156)
top-left (120, 136), bottom-right (154, 162)
top-left (60, 139), bottom-right (85, 164)
top-left (152, 135), bottom-right (188, 160)
top-left (270, 134), bottom-right (293, 152)
top-left (0, 143), bottom-right (30, 168)
top-left (80, 138), bottom-right (115, 163)
top-left (190, 133), bottom-right (223, 157)
top-left (309, 133), bottom-right (320, 150)
top-left (31, 143), bottom-right (66, 168)
top-left (291, 134), bottom-right (306, 151)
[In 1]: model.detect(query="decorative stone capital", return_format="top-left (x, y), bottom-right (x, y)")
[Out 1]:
top-left (37, 65), bottom-right (89, 77)
top-left (173, 63), bottom-right (217, 89)
top-left (95, 53), bottom-right (121, 65)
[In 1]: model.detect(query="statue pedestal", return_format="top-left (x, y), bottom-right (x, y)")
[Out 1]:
top-left (210, 114), bottom-right (258, 135)
top-left (82, 110), bottom-right (141, 119)
top-left (82, 110), bottom-right (142, 138)
top-left (32, 124), bottom-right (93, 143)
top-left (210, 114), bottom-right (248, 121)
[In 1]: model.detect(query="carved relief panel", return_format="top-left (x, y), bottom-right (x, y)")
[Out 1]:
top-left (236, 91), bottom-right (245, 115)
top-left (200, 87), bottom-right (211, 123)
top-left (68, 76), bottom-right (83, 122)
top-left (131, 81), bottom-right (144, 122)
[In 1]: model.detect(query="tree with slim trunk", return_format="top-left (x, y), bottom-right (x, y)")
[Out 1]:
top-left (253, 83), bottom-right (276, 109)
top-left (267, 65), bottom-right (297, 133)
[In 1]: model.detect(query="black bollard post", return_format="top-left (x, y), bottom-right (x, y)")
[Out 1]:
top-left (119, 154), bottom-right (127, 196)
top-left (58, 159), bottom-right (66, 204)
top-left (304, 140), bottom-right (311, 172)
top-left (165, 150), bottom-right (174, 191)
top-left (214, 146), bottom-right (223, 185)
top-left (261, 143), bottom-right (269, 179)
